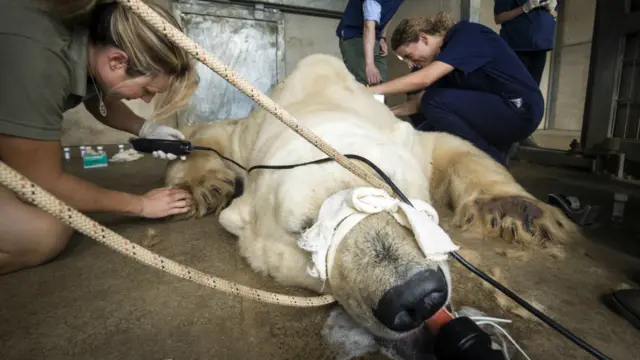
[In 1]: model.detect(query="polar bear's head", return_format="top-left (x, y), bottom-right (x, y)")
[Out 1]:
top-left (325, 211), bottom-right (451, 340)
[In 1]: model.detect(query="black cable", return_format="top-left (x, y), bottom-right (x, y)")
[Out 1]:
top-left (196, 146), bottom-right (611, 360)
top-left (193, 145), bottom-right (247, 171)
top-left (450, 252), bottom-right (610, 360)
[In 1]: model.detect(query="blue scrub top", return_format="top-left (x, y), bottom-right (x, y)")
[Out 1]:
top-left (336, 0), bottom-right (405, 40)
top-left (494, 0), bottom-right (558, 52)
top-left (432, 20), bottom-right (545, 122)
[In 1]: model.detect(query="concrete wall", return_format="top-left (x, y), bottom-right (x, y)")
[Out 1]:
top-left (479, 0), bottom-right (499, 32)
top-left (284, 13), bottom-right (342, 76)
top-left (548, 0), bottom-right (597, 131)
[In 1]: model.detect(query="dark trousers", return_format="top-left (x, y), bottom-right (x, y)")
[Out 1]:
top-left (409, 113), bottom-right (430, 130)
top-left (515, 50), bottom-right (548, 86)
top-left (417, 87), bottom-right (539, 165)
top-left (338, 37), bottom-right (388, 85)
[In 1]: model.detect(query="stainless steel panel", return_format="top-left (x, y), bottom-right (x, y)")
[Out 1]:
top-left (173, 0), bottom-right (285, 124)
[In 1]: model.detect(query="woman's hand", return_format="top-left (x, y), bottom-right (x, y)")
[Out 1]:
top-left (139, 121), bottom-right (185, 141)
top-left (523, 0), bottom-right (545, 13)
top-left (366, 63), bottom-right (382, 85)
top-left (138, 120), bottom-right (188, 161)
top-left (133, 187), bottom-right (193, 218)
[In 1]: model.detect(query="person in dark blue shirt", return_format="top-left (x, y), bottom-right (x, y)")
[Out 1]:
top-left (336, 0), bottom-right (405, 86)
top-left (369, 12), bottom-right (544, 165)
top-left (494, 0), bottom-right (558, 85)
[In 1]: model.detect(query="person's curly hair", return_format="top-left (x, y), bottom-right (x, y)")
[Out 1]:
top-left (390, 12), bottom-right (455, 51)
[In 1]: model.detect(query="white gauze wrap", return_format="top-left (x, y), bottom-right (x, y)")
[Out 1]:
top-left (297, 187), bottom-right (460, 282)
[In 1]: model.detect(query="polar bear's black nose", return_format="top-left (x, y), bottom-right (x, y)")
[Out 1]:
top-left (373, 268), bottom-right (448, 332)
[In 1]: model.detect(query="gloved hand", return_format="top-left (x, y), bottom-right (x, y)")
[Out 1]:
top-left (138, 120), bottom-right (187, 161)
top-left (522, 0), bottom-right (544, 13)
top-left (544, 0), bottom-right (557, 12)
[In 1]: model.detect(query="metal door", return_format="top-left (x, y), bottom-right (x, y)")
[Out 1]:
top-left (172, 0), bottom-right (285, 125)
top-left (583, 0), bottom-right (640, 160)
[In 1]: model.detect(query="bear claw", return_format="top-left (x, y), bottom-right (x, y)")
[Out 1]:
top-left (456, 195), bottom-right (568, 246)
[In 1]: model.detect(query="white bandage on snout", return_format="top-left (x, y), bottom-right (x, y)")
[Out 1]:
top-left (297, 187), bottom-right (460, 282)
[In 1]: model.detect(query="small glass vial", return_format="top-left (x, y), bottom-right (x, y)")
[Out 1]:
top-left (612, 193), bottom-right (628, 223)
top-left (80, 146), bottom-right (86, 157)
top-left (63, 147), bottom-right (70, 161)
top-left (118, 144), bottom-right (125, 153)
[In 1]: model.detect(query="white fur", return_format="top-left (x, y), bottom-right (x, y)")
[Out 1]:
top-left (168, 53), bottom-right (576, 344)
top-left (214, 55), bottom-right (437, 291)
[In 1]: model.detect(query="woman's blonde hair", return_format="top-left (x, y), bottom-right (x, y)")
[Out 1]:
top-left (390, 12), bottom-right (455, 51)
top-left (40, 0), bottom-right (199, 121)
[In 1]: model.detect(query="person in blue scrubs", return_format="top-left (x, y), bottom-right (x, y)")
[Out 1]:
top-left (336, 0), bottom-right (405, 86)
top-left (369, 12), bottom-right (544, 165)
top-left (398, 65), bottom-right (433, 129)
top-left (494, 0), bottom-right (558, 86)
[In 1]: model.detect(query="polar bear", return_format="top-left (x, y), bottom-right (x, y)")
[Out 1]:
top-left (164, 54), bottom-right (578, 344)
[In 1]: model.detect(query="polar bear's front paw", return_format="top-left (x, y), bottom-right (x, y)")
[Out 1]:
top-left (453, 195), bottom-right (577, 247)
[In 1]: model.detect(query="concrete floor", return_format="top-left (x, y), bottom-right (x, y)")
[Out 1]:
top-left (1, 147), bottom-right (640, 360)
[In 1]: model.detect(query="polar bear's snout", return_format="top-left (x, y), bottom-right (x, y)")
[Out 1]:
top-left (372, 267), bottom-right (448, 332)
top-left (325, 210), bottom-right (453, 339)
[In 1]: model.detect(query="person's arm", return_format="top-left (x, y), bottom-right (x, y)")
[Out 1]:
top-left (364, 20), bottom-right (377, 69)
top-left (0, 36), bottom-right (141, 214)
top-left (84, 96), bottom-right (145, 136)
top-left (0, 34), bottom-right (190, 218)
top-left (363, 0), bottom-right (382, 84)
top-left (370, 61), bottom-right (454, 95)
top-left (0, 135), bottom-right (142, 215)
top-left (494, 5), bottom-right (525, 25)
top-left (495, 0), bottom-right (545, 24)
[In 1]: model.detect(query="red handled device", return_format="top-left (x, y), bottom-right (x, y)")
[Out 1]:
top-left (427, 308), bottom-right (508, 360)
top-left (426, 307), bottom-right (455, 334)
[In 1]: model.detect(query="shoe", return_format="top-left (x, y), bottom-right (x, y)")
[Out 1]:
top-left (547, 193), bottom-right (601, 227)
top-left (603, 288), bottom-right (640, 330)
